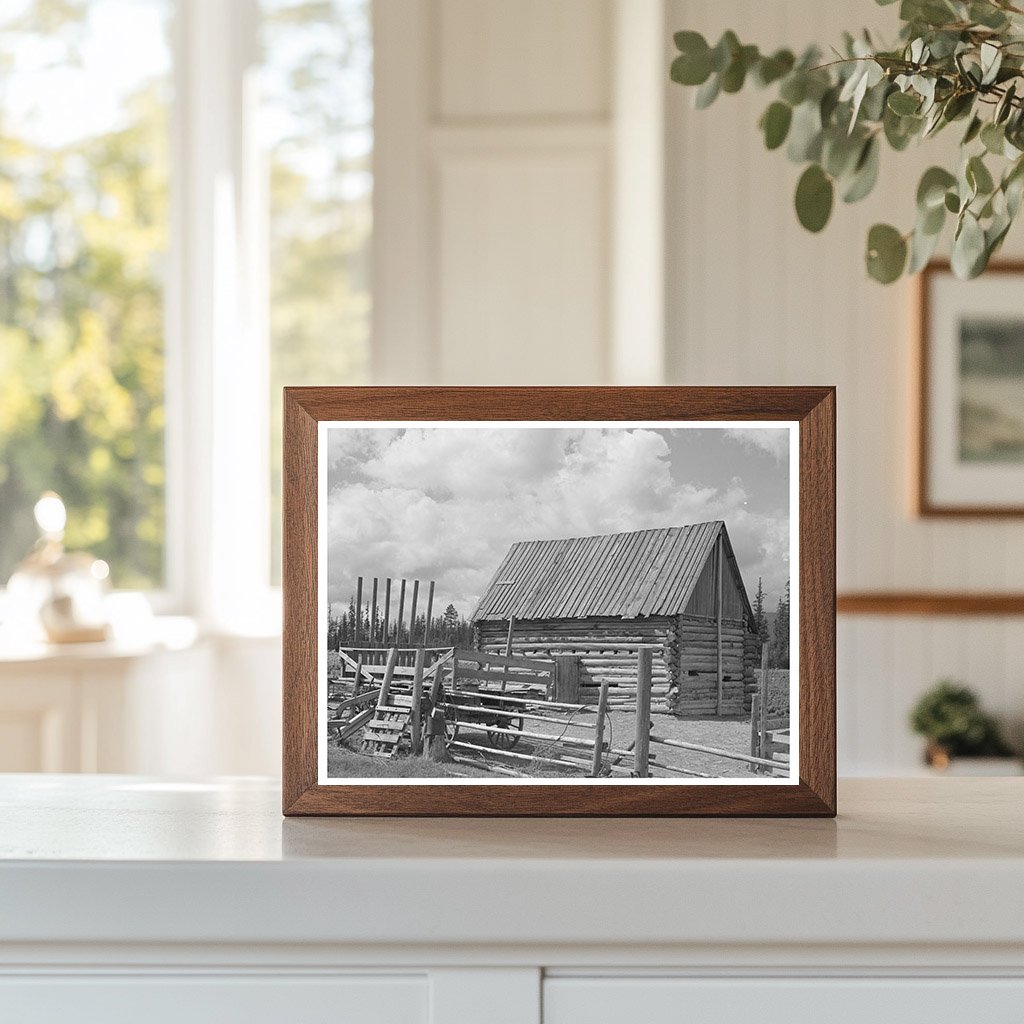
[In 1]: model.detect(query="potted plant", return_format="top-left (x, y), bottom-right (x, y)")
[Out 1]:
top-left (670, 0), bottom-right (1024, 283)
top-left (909, 679), bottom-right (1019, 772)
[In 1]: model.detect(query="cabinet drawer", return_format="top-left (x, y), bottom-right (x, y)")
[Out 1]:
top-left (0, 974), bottom-right (427, 1024)
top-left (544, 977), bottom-right (1024, 1023)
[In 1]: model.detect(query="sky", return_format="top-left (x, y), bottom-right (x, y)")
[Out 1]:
top-left (325, 425), bottom-right (791, 620)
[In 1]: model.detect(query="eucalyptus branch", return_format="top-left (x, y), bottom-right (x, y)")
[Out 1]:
top-left (670, 0), bottom-right (1024, 283)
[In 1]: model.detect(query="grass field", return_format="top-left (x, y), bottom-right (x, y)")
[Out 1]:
top-left (327, 746), bottom-right (492, 779)
top-left (327, 709), bottom-right (773, 780)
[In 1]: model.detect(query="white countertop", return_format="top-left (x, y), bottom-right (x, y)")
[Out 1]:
top-left (1, 775), bottom-right (1022, 954)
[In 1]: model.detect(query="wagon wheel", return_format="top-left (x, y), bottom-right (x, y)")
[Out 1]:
top-left (487, 714), bottom-right (523, 750)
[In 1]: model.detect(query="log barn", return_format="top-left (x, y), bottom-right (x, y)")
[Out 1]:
top-left (472, 522), bottom-right (762, 715)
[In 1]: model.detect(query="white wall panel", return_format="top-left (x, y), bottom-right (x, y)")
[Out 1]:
top-left (437, 150), bottom-right (608, 384)
top-left (666, 0), bottom-right (1024, 774)
top-left (438, 0), bottom-right (610, 120)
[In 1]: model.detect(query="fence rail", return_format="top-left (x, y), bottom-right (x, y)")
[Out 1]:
top-left (327, 642), bottom-right (789, 780)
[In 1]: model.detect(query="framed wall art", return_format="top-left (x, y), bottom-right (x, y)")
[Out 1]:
top-left (918, 261), bottom-right (1024, 517)
top-left (282, 387), bottom-right (836, 816)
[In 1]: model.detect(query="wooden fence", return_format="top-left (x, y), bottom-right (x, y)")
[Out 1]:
top-left (748, 649), bottom-right (790, 776)
top-left (327, 644), bottom-right (789, 779)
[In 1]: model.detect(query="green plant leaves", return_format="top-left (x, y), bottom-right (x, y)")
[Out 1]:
top-left (671, 31), bottom-right (713, 86)
top-left (917, 166), bottom-right (957, 210)
top-left (795, 164), bottom-right (834, 232)
top-left (668, 10), bottom-right (1024, 284)
top-left (966, 154), bottom-right (995, 196)
top-left (952, 211), bottom-right (987, 278)
top-left (753, 49), bottom-right (795, 87)
top-left (888, 90), bottom-right (921, 115)
top-left (842, 137), bottom-right (880, 202)
top-left (866, 224), bottom-right (908, 283)
top-left (760, 101), bottom-right (792, 150)
top-left (981, 121), bottom-right (1006, 155)
top-left (787, 100), bottom-right (823, 162)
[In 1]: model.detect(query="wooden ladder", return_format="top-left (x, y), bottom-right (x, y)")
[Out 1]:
top-left (360, 694), bottom-right (414, 758)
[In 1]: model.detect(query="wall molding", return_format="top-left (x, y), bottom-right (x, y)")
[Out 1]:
top-left (838, 593), bottom-right (1024, 616)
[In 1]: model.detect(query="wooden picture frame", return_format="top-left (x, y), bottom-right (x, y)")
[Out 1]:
top-left (283, 387), bottom-right (836, 817)
top-left (917, 260), bottom-right (1024, 517)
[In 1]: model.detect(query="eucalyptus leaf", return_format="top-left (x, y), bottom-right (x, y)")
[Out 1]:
top-left (980, 42), bottom-right (1003, 86)
top-left (795, 164), bottom-right (834, 232)
top-left (787, 100), bottom-right (823, 162)
top-left (694, 73), bottom-right (721, 109)
top-left (779, 73), bottom-right (807, 106)
top-left (884, 106), bottom-right (922, 150)
top-left (921, 200), bottom-right (946, 235)
top-left (822, 128), bottom-right (864, 178)
top-left (710, 31), bottom-right (740, 73)
top-left (981, 121), bottom-right (1006, 155)
top-left (842, 137), bottom-right (881, 202)
top-left (942, 91), bottom-right (974, 122)
top-left (721, 44), bottom-right (759, 92)
top-left (967, 154), bottom-right (995, 195)
top-left (760, 101), bottom-right (793, 150)
top-left (908, 221), bottom-right (942, 273)
top-left (866, 223), bottom-right (908, 283)
top-left (888, 90), bottom-right (921, 115)
top-left (952, 211), bottom-right (987, 278)
top-left (970, 2), bottom-right (1009, 29)
top-left (962, 115), bottom-right (983, 145)
top-left (671, 51), bottom-right (712, 87)
top-left (996, 82), bottom-right (1017, 124)
top-left (917, 166), bottom-right (958, 210)
top-left (754, 49), bottom-right (795, 87)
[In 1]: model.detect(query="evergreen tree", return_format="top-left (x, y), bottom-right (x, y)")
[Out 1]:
top-left (443, 603), bottom-right (459, 632)
top-left (752, 577), bottom-right (769, 643)
top-left (770, 580), bottom-right (791, 669)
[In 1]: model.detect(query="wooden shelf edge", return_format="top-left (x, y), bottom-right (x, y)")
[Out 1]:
top-left (838, 592), bottom-right (1024, 616)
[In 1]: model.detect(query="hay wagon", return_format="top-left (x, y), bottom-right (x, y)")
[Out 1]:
top-left (440, 684), bottom-right (534, 750)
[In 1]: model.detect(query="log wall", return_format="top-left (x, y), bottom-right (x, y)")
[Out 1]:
top-left (476, 615), bottom-right (762, 715)
top-left (673, 614), bottom-right (760, 716)
top-left (476, 617), bottom-right (675, 701)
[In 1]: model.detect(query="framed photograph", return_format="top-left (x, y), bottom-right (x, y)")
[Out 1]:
top-left (283, 387), bottom-right (835, 816)
top-left (918, 261), bottom-right (1024, 516)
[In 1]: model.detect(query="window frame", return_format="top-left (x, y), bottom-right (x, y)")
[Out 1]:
top-left (166, 0), bottom-right (279, 633)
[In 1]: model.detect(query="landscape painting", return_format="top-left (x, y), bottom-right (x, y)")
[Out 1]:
top-left (317, 422), bottom-right (797, 785)
top-left (959, 317), bottom-right (1024, 463)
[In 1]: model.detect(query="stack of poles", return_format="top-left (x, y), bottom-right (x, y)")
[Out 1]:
top-left (351, 576), bottom-right (435, 649)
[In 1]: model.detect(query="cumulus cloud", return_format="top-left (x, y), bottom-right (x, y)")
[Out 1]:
top-left (326, 427), bottom-right (790, 616)
top-left (724, 427), bottom-right (790, 462)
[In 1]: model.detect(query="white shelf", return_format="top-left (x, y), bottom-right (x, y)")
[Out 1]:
top-left (0, 775), bottom-right (1022, 951)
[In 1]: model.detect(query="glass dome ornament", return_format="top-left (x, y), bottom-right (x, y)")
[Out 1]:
top-left (5, 493), bottom-right (111, 644)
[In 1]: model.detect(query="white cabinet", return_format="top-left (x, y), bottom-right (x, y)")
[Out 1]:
top-left (1, 777), bottom-right (1022, 1023)
top-left (0, 975), bottom-right (428, 1024)
top-left (544, 977), bottom-right (1024, 1024)
top-left (0, 637), bottom-right (211, 773)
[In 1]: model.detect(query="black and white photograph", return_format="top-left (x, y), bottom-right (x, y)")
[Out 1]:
top-left (318, 421), bottom-right (797, 784)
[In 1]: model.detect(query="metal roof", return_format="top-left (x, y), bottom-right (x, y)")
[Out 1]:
top-left (472, 521), bottom-right (743, 621)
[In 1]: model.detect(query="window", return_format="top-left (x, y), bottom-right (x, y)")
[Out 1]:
top-left (0, 0), bottom-right (172, 589)
top-left (262, 0), bottom-right (373, 581)
top-left (0, 0), bottom-right (373, 615)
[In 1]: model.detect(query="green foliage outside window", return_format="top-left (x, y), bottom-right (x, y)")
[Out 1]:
top-left (0, 0), bottom-right (170, 588)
